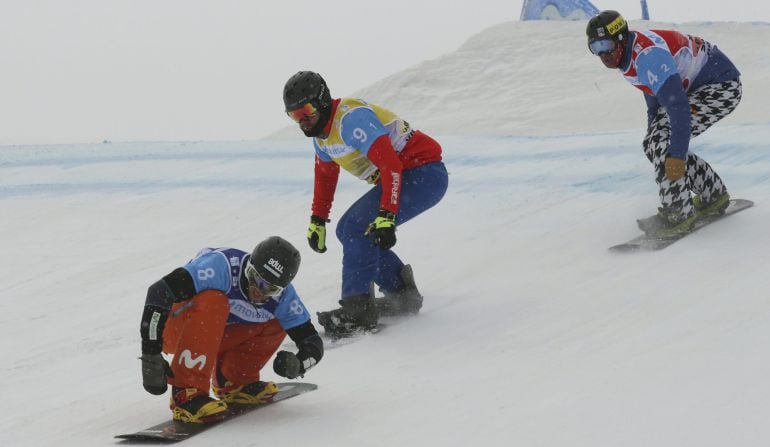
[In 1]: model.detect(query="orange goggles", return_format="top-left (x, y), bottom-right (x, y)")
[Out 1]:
top-left (286, 102), bottom-right (318, 123)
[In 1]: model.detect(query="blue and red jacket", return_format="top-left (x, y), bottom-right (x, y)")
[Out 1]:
top-left (310, 98), bottom-right (442, 219)
top-left (618, 29), bottom-right (740, 159)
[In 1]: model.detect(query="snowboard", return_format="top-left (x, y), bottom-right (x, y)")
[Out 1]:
top-left (609, 199), bottom-right (753, 252)
top-left (318, 318), bottom-right (387, 348)
top-left (115, 382), bottom-right (317, 444)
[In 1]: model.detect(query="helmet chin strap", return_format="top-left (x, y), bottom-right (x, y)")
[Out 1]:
top-left (601, 43), bottom-right (625, 69)
top-left (613, 41), bottom-right (625, 67)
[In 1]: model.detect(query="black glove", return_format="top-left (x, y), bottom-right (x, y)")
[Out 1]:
top-left (273, 351), bottom-right (303, 379)
top-left (365, 210), bottom-right (396, 250)
top-left (307, 215), bottom-right (329, 253)
top-left (141, 353), bottom-right (173, 395)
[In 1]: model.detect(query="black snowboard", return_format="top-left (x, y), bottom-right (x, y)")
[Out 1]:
top-left (318, 319), bottom-right (387, 347)
top-left (115, 382), bottom-right (317, 444)
top-left (609, 199), bottom-right (753, 252)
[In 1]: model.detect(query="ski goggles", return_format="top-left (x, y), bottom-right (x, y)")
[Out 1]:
top-left (588, 38), bottom-right (616, 56)
top-left (286, 102), bottom-right (318, 123)
top-left (244, 262), bottom-right (284, 297)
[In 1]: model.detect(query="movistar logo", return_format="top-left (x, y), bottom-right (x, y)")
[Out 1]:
top-left (229, 300), bottom-right (274, 323)
top-left (177, 350), bottom-right (207, 371)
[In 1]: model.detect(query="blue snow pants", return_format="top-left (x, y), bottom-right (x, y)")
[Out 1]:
top-left (335, 161), bottom-right (448, 299)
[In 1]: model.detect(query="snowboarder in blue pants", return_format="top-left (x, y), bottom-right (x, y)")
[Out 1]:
top-left (282, 71), bottom-right (448, 335)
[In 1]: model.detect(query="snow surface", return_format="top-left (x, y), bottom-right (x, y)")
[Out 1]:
top-left (2, 21), bottom-right (770, 447)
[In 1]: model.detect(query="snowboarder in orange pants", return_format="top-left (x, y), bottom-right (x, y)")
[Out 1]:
top-left (139, 237), bottom-right (324, 423)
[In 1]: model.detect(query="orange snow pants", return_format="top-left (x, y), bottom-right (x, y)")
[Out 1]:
top-left (161, 290), bottom-right (287, 391)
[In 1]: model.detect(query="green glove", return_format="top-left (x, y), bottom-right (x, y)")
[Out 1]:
top-left (365, 210), bottom-right (396, 249)
top-left (307, 215), bottom-right (329, 253)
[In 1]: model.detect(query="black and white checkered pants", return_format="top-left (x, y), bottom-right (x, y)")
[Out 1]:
top-left (642, 78), bottom-right (742, 215)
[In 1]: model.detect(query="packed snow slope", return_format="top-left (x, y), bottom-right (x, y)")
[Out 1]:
top-left (271, 20), bottom-right (770, 139)
top-left (2, 21), bottom-right (770, 447)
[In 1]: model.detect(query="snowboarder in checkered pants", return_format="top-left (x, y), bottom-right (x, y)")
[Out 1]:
top-left (586, 11), bottom-right (742, 237)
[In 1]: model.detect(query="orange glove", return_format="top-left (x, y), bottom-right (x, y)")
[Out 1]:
top-left (665, 156), bottom-right (686, 181)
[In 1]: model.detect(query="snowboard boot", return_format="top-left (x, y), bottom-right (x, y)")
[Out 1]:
top-left (376, 264), bottom-right (424, 317)
top-left (637, 206), bottom-right (699, 238)
top-left (170, 386), bottom-right (228, 423)
top-left (317, 294), bottom-right (379, 336)
top-left (693, 191), bottom-right (730, 217)
top-left (213, 380), bottom-right (279, 405)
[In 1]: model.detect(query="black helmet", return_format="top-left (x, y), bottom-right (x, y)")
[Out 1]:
top-left (283, 71), bottom-right (333, 137)
top-left (586, 10), bottom-right (628, 44)
top-left (248, 236), bottom-right (301, 288)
